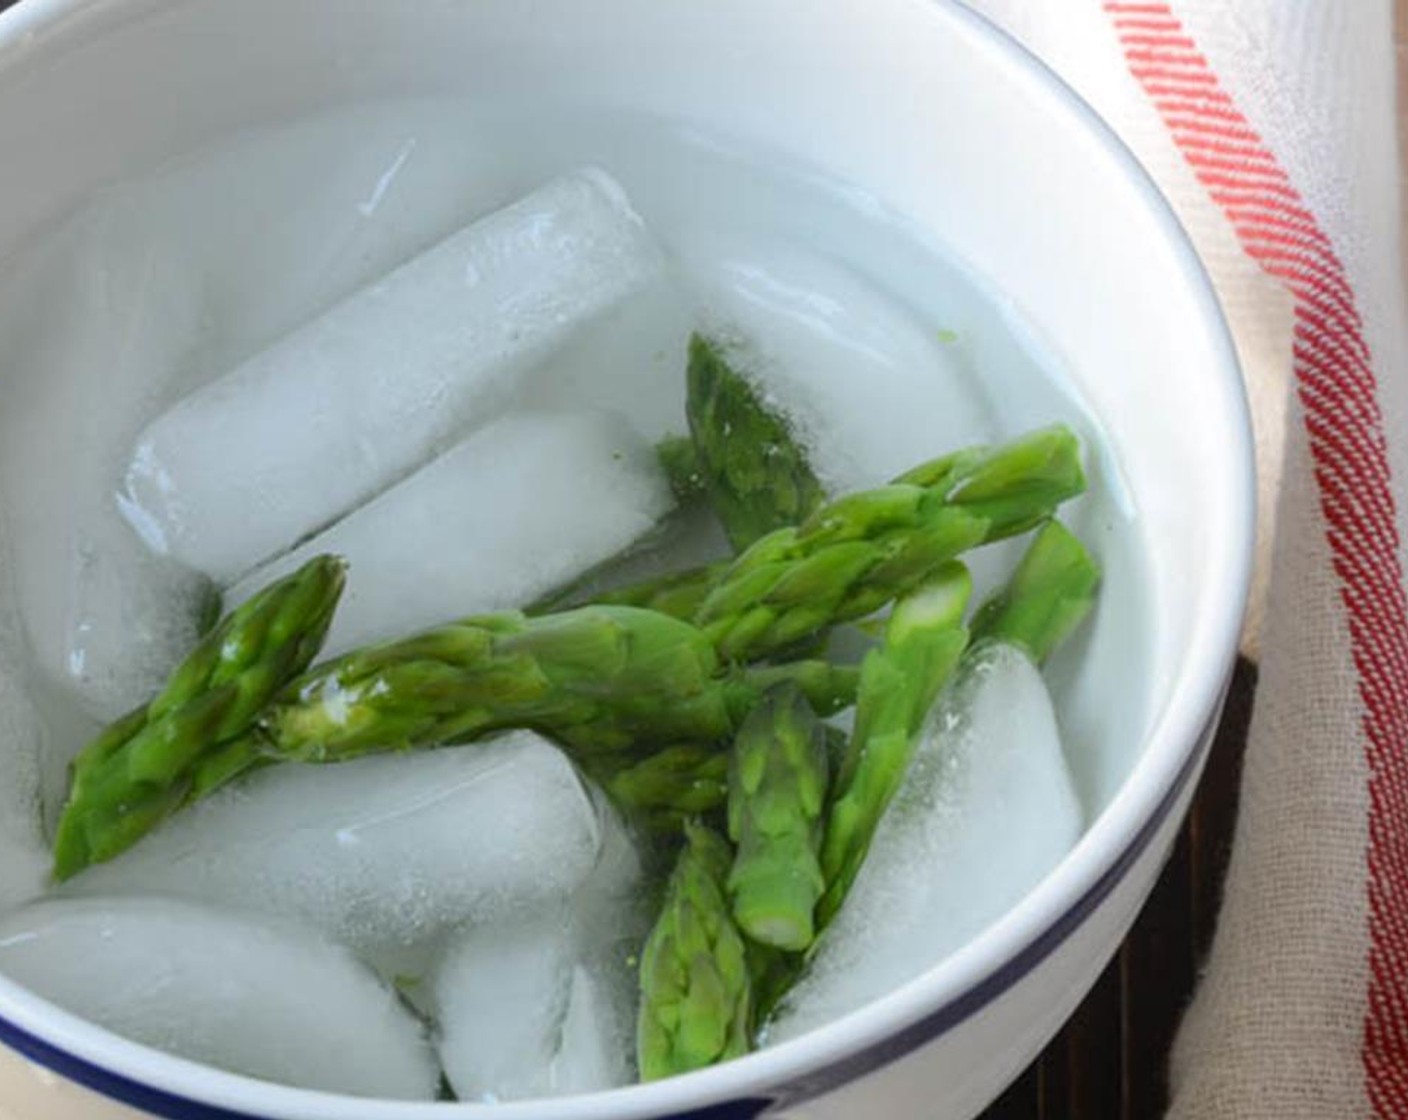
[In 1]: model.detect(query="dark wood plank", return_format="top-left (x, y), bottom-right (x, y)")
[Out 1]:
top-left (1050, 956), bottom-right (1124, 1120)
top-left (1189, 660), bottom-right (1256, 960)
top-left (982, 1062), bottom-right (1043, 1120)
top-left (1119, 827), bottom-right (1195, 1118)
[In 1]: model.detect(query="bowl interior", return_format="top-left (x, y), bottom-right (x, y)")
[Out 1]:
top-left (0, 0), bottom-right (1251, 1117)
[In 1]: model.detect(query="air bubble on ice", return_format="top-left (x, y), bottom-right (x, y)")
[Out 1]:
top-left (768, 643), bottom-right (1082, 1042)
top-left (0, 896), bottom-right (438, 1098)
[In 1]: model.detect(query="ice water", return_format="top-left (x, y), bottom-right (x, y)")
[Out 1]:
top-left (0, 97), bottom-right (1152, 1096)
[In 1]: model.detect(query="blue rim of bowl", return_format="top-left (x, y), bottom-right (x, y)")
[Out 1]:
top-left (0, 0), bottom-right (1253, 1115)
top-left (0, 671), bottom-right (1230, 1120)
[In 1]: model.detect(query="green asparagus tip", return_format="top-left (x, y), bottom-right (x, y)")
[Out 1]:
top-left (686, 333), bottom-right (827, 551)
top-left (638, 820), bottom-right (753, 1080)
top-left (50, 553), bottom-right (348, 880)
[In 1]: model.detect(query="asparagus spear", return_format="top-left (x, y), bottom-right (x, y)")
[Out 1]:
top-left (816, 563), bottom-right (972, 929)
top-left (656, 435), bottom-right (707, 504)
top-left (57, 600), bottom-right (854, 875)
top-left (52, 555), bottom-right (346, 880)
top-left (725, 683), bottom-right (830, 952)
top-left (264, 606), bottom-right (858, 764)
top-left (754, 532), bottom-right (1092, 1014)
top-left (586, 562), bottom-right (725, 621)
top-left (814, 523), bottom-right (1099, 930)
top-left (686, 334), bottom-right (827, 551)
top-left (598, 744), bottom-right (730, 833)
top-left (573, 426), bottom-right (1080, 629)
top-left (638, 821), bottom-right (753, 1080)
top-left (969, 519), bottom-right (1101, 663)
top-left (541, 339), bottom-right (824, 619)
top-left (696, 425), bottom-right (1085, 661)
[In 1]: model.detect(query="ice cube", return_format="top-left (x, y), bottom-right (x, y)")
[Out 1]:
top-left (432, 931), bottom-right (633, 1102)
top-left (432, 910), bottom-right (576, 1103)
top-left (54, 513), bottom-right (213, 722)
top-left (0, 896), bottom-right (437, 1098)
top-left (121, 168), bottom-right (665, 584)
top-left (522, 274), bottom-right (696, 444)
top-left (226, 410), bottom-right (674, 656)
top-left (678, 237), bottom-right (997, 493)
top-left (768, 643), bottom-right (1082, 1042)
top-left (555, 965), bottom-right (632, 1094)
top-left (0, 627), bottom-right (50, 910)
top-left (66, 733), bottom-right (606, 960)
top-left (564, 791), bottom-right (649, 1090)
top-left (0, 195), bottom-right (213, 722)
top-left (432, 792), bottom-right (641, 1100)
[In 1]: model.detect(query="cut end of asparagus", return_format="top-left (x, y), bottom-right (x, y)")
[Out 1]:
top-left (725, 683), bottom-right (829, 953)
top-left (886, 561), bottom-right (972, 644)
top-left (732, 899), bottom-right (815, 953)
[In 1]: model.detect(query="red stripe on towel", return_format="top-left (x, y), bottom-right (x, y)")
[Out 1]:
top-left (1105, 3), bottom-right (1408, 1114)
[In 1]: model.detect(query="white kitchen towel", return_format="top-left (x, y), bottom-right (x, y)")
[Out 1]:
top-left (962, 1), bottom-right (1408, 1116)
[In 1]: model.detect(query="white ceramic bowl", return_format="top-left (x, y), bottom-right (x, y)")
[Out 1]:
top-left (0, 1), bottom-right (1253, 1118)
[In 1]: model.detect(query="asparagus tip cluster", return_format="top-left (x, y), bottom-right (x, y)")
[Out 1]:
top-left (52, 554), bottom-right (346, 881)
top-left (45, 326), bottom-right (1102, 1094)
top-left (637, 821), bottom-right (753, 1081)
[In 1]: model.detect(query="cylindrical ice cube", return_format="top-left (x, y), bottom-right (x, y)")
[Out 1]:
top-left (121, 168), bottom-right (663, 583)
top-left (226, 410), bottom-right (674, 656)
top-left (433, 918), bottom-right (633, 1101)
top-left (433, 912), bottom-right (578, 1103)
top-left (0, 896), bottom-right (438, 1098)
top-left (431, 784), bottom-right (641, 1101)
top-left (65, 733), bottom-right (607, 958)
